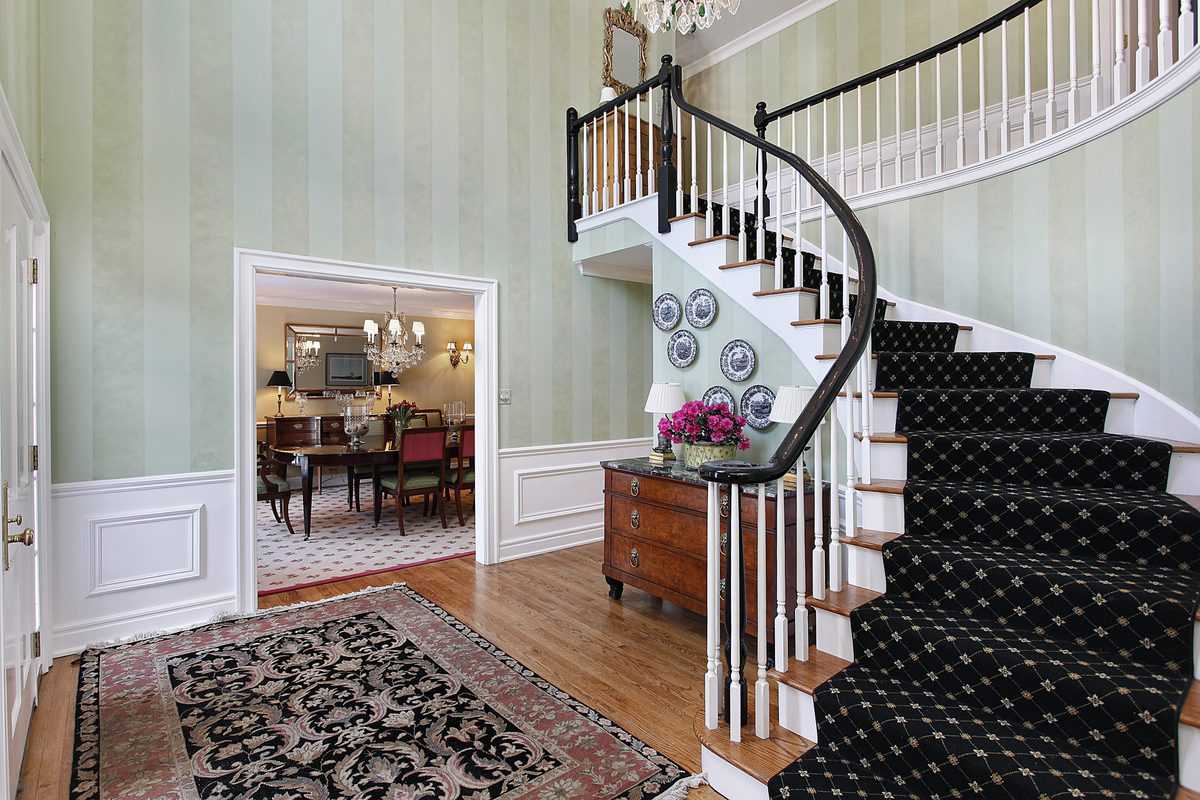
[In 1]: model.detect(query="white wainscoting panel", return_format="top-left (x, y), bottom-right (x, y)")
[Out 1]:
top-left (51, 470), bottom-right (236, 655)
top-left (498, 437), bottom-right (651, 562)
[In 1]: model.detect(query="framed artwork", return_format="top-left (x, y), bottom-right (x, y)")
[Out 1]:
top-left (325, 353), bottom-right (370, 387)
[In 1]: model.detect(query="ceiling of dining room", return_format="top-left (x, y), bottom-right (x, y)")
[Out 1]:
top-left (256, 274), bottom-right (475, 319)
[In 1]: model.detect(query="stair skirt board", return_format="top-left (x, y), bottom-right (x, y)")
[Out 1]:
top-left (700, 747), bottom-right (770, 800)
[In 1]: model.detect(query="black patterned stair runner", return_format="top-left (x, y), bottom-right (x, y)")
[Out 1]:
top-left (769, 337), bottom-right (1200, 797)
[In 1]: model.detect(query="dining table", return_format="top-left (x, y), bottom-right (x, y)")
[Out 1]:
top-left (270, 424), bottom-right (470, 539)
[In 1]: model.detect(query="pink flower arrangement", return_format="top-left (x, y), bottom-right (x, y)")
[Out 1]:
top-left (658, 400), bottom-right (751, 450)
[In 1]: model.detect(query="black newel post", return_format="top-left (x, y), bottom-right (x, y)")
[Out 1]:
top-left (566, 107), bottom-right (581, 243)
top-left (753, 100), bottom-right (771, 222)
top-left (657, 55), bottom-right (677, 234)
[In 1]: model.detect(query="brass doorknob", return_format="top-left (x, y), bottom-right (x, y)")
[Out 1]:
top-left (7, 529), bottom-right (32, 548)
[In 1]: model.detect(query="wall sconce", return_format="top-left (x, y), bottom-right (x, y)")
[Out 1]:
top-left (448, 341), bottom-right (472, 368)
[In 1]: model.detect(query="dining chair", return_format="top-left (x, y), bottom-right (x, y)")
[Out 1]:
top-left (351, 418), bottom-right (393, 512)
top-left (374, 426), bottom-right (448, 533)
top-left (256, 447), bottom-right (299, 536)
top-left (449, 425), bottom-right (475, 527)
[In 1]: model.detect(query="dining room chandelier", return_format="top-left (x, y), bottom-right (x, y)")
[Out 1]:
top-left (634, 0), bottom-right (740, 35)
top-left (295, 335), bottom-right (321, 372)
top-left (363, 287), bottom-right (425, 376)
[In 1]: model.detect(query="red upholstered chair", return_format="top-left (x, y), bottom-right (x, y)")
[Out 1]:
top-left (374, 426), bottom-right (447, 533)
top-left (450, 425), bottom-right (475, 527)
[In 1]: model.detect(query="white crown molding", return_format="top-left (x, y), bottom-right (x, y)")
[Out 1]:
top-left (255, 292), bottom-right (475, 320)
top-left (681, 0), bottom-right (840, 78)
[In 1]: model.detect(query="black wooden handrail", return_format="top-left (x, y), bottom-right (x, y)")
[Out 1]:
top-left (663, 59), bottom-right (878, 486)
top-left (762, 0), bottom-right (1040, 124)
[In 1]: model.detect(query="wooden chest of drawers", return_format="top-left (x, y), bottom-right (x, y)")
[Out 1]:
top-left (602, 459), bottom-right (827, 638)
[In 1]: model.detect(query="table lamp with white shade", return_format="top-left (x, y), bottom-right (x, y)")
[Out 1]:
top-left (769, 385), bottom-right (815, 488)
top-left (644, 382), bottom-right (686, 463)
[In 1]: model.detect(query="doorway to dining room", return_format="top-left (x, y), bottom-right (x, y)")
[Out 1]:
top-left (234, 250), bottom-right (498, 609)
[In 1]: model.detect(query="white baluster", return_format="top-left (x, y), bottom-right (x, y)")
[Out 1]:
top-left (722, 132), bottom-right (728, 236)
top-left (1092, 0), bottom-right (1104, 114)
top-left (860, 333), bottom-right (874, 484)
top-left (855, 87), bottom-right (864, 193)
top-left (828, 402), bottom-right (842, 593)
top-left (1024, 7), bottom-right (1034, 146)
top-left (706, 122), bottom-right (714, 237)
top-left (894, 71), bottom-right (902, 184)
top-left (775, 475), bottom-right (789, 669)
top-left (1068, 0), bottom-right (1079, 126)
top-left (602, 111), bottom-right (609, 210)
top-left (623, 100), bottom-right (631, 204)
top-left (611, 109), bottom-right (620, 207)
top-left (935, 52), bottom-right (945, 174)
top-left (729, 487), bottom-right (743, 742)
top-left (978, 33), bottom-right (988, 161)
top-left (793, 117), bottom-right (802, 287)
top-left (794, 458), bottom-right (809, 662)
top-left (839, 93), bottom-right (846, 195)
top-left (1159, 0), bottom-right (1175, 71)
top-left (635, 92), bottom-right (643, 198)
top-left (647, 88), bottom-right (656, 194)
top-left (1181, 0), bottom-right (1196, 56)
top-left (874, 77), bottom-right (882, 189)
top-left (774, 125), bottom-right (783, 291)
top-left (915, 61), bottom-right (924, 179)
top-left (820, 102), bottom-right (829, 318)
top-left (1002, 18), bottom-right (1012, 153)
top-left (582, 122), bottom-right (590, 217)
top-left (1115, 0), bottom-right (1129, 101)
top-left (705, 482), bottom-right (720, 730)
top-left (1047, 0), bottom-right (1057, 136)
top-left (806, 107), bottom-right (814, 209)
top-left (755, 143), bottom-right (765, 264)
top-left (1136, 0), bottom-right (1152, 88)
top-left (812, 416), bottom-right (826, 602)
top-left (755, 485), bottom-right (770, 740)
top-left (738, 139), bottom-right (747, 261)
top-left (676, 105), bottom-right (684, 215)
top-left (956, 43), bottom-right (966, 168)
top-left (690, 111), bottom-right (698, 214)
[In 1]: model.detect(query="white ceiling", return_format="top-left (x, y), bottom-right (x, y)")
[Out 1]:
top-left (255, 273), bottom-right (474, 319)
top-left (676, 0), bottom-right (824, 70)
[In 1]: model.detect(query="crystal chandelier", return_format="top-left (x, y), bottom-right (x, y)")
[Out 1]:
top-left (635, 0), bottom-right (740, 35)
top-left (363, 287), bottom-right (425, 376)
top-left (295, 335), bottom-right (321, 372)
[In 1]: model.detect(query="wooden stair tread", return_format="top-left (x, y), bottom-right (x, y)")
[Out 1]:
top-left (837, 390), bottom-right (1140, 399)
top-left (689, 234), bottom-right (736, 246)
top-left (692, 704), bottom-right (814, 784)
top-left (668, 211), bottom-right (705, 223)
top-left (770, 646), bottom-right (852, 695)
top-left (817, 352), bottom-right (1056, 361)
top-left (1181, 681), bottom-right (1200, 728)
top-left (1176, 787), bottom-right (1200, 800)
top-left (807, 584), bottom-right (883, 616)
top-left (720, 258), bottom-right (772, 270)
top-left (854, 479), bottom-right (906, 495)
top-left (754, 286), bottom-right (818, 297)
top-left (844, 528), bottom-right (903, 550)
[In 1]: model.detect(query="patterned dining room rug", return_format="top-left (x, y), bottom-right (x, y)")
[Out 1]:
top-left (70, 585), bottom-right (695, 800)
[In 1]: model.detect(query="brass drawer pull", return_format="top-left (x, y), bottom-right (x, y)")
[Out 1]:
top-left (630, 509), bottom-right (640, 529)
top-left (629, 546), bottom-right (640, 568)
top-left (720, 494), bottom-right (730, 518)
top-left (630, 478), bottom-right (640, 496)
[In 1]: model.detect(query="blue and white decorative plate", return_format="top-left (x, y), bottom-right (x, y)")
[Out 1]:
top-left (652, 293), bottom-right (682, 331)
top-left (720, 339), bottom-right (756, 382)
top-left (740, 384), bottom-right (776, 430)
top-left (685, 288), bottom-right (718, 328)
top-left (667, 330), bottom-right (699, 368)
top-left (702, 385), bottom-right (734, 410)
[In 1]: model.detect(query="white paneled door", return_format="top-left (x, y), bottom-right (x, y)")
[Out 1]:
top-left (0, 154), bottom-right (41, 798)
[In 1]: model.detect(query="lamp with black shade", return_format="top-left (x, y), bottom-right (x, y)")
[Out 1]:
top-left (266, 370), bottom-right (293, 416)
top-left (374, 370), bottom-right (398, 405)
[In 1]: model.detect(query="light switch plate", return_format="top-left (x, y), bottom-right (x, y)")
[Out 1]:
top-left (499, 389), bottom-right (512, 405)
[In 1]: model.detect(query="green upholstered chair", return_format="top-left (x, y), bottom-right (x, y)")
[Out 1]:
top-left (373, 425), bottom-right (448, 533)
top-left (256, 448), bottom-right (300, 535)
top-left (449, 425), bottom-right (475, 527)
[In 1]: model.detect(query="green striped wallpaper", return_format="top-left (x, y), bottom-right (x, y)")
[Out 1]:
top-left (39, 0), bottom-right (660, 483)
top-left (0, 0), bottom-right (41, 178)
top-left (683, 0), bottom-right (1200, 416)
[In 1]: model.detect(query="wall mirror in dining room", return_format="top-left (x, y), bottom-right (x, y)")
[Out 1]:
top-left (254, 271), bottom-right (478, 602)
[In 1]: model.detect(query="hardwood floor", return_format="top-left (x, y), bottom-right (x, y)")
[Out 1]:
top-left (16, 543), bottom-right (724, 799)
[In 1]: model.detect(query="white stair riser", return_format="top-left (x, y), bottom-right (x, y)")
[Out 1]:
top-left (846, 542), bottom-right (887, 593)
top-left (777, 682), bottom-right (819, 741)
top-left (1181, 724), bottom-right (1200, 790)
top-left (859, 490), bottom-right (904, 533)
top-left (861, 439), bottom-right (1200, 494)
top-left (701, 746), bottom-right (770, 800)
top-left (815, 607), bottom-right (855, 661)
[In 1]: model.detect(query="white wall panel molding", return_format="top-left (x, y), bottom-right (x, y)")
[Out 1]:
top-left (498, 437), bottom-right (651, 562)
top-left (87, 504), bottom-right (204, 596)
top-left (52, 469), bottom-right (235, 498)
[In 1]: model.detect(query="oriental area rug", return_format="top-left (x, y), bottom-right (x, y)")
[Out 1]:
top-left (70, 585), bottom-right (691, 799)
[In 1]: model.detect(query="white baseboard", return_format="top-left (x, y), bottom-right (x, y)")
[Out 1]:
top-left (51, 469), bottom-right (237, 654)
top-left (497, 437), bottom-right (651, 562)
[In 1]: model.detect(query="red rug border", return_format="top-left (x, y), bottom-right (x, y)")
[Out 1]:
top-left (256, 550), bottom-right (475, 598)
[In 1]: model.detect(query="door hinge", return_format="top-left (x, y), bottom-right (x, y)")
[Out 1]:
top-left (28, 258), bottom-right (37, 285)
top-left (29, 445), bottom-right (37, 472)
top-left (30, 632), bottom-right (40, 659)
